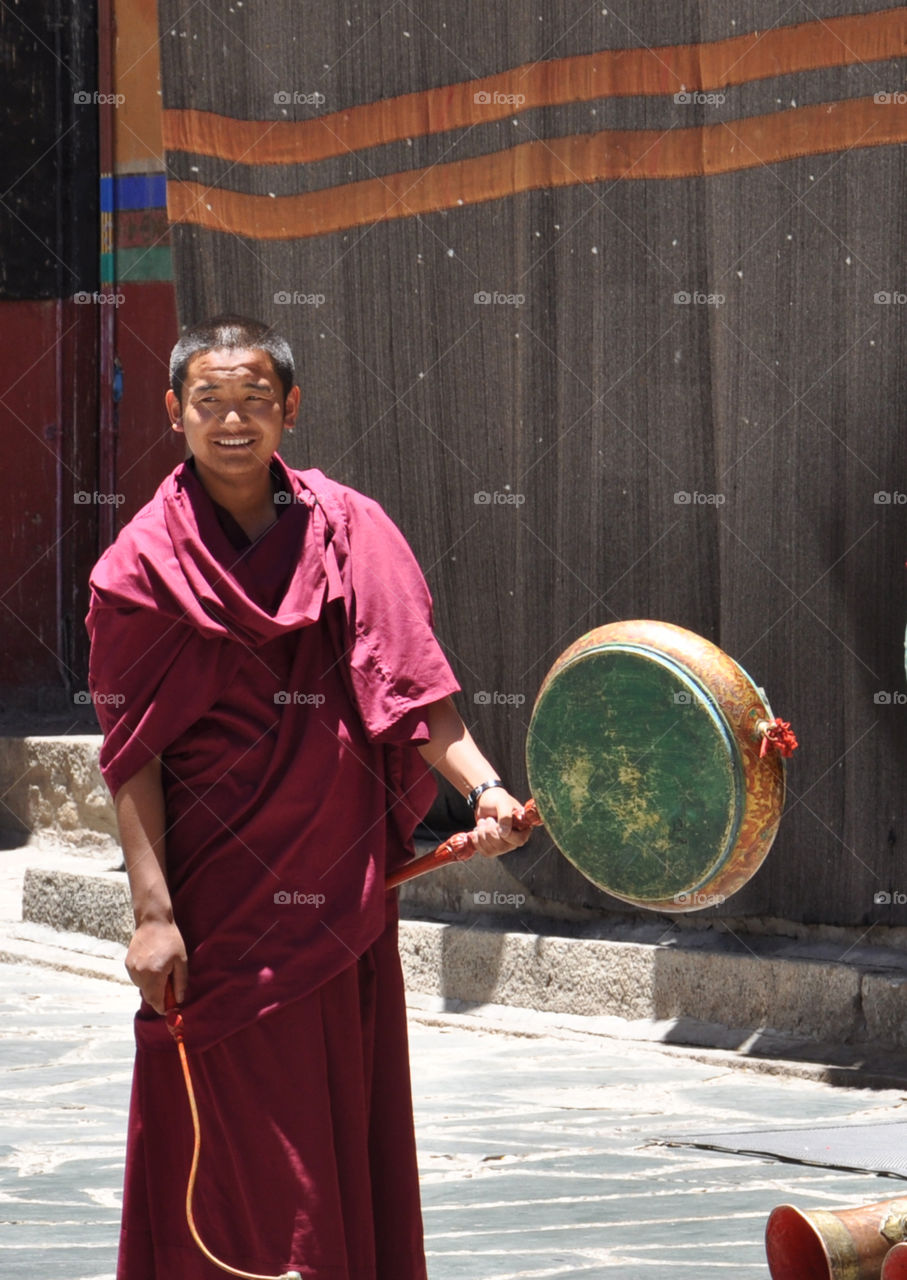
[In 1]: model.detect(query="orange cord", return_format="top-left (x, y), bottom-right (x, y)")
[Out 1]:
top-left (165, 984), bottom-right (302, 1280)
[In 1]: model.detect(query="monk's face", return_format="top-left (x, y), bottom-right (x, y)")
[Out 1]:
top-left (165, 347), bottom-right (300, 488)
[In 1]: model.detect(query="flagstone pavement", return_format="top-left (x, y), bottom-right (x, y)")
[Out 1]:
top-left (2, 960), bottom-right (907, 1279)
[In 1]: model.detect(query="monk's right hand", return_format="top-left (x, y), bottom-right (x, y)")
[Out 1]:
top-left (125, 919), bottom-right (189, 1015)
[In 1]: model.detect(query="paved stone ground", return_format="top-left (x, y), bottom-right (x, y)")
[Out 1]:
top-left (3, 962), bottom-right (907, 1280)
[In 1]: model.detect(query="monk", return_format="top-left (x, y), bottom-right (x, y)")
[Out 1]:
top-left (86, 315), bottom-right (530, 1280)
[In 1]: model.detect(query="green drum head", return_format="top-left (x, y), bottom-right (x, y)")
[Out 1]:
top-left (526, 645), bottom-right (743, 905)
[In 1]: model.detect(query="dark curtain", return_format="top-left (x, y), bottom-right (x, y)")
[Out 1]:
top-left (157, 1), bottom-right (907, 924)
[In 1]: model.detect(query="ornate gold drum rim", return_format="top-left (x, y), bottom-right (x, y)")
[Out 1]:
top-left (530, 620), bottom-right (786, 912)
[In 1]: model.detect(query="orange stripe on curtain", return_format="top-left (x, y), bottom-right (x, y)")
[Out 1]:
top-left (161, 8), bottom-right (907, 167)
top-left (166, 97), bottom-right (907, 241)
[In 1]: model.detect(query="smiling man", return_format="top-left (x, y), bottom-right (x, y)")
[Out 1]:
top-left (86, 315), bottom-right (528, 1280)
top-left (164, 330), bottom-right (301, 542)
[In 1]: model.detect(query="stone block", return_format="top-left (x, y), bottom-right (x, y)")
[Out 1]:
top-left (397, 919), bottom-right (870, 1043)
top-left (22, 867), bottom-right (131, 944)
top-left (863, 972), bottom-right (907, 1048)
top-left (0, 735), bottom-right (117, 854)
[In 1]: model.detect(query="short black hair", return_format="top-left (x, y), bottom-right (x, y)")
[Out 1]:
top-left (169, 315), bottom-right (296, 403)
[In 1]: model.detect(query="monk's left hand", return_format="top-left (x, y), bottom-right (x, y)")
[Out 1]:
top-left (471, 788), bottom-right (533, 858)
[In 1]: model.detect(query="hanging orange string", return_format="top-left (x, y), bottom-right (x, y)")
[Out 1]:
top-left (164, 981), bottom-right (302, 1280)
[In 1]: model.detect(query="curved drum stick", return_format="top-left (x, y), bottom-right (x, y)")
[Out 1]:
top-left (164, 980), bottom-right (302, 1280)
top-left (386, 799), bottom-right (543, 889)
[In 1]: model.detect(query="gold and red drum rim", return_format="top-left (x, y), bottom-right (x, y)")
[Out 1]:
top-left (525, 621), bottom-right (786, 913)
top-left (765, 1200), bottom-right (907, 1280)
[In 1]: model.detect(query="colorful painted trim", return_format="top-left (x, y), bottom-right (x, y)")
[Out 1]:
top-left (100, 172), bottom-right (173, 284)
top-left (100, 173), bottom-right (169, 212)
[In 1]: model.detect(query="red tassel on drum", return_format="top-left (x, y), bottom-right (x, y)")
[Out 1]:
top-left (758, 717), bottom-right (799, 759)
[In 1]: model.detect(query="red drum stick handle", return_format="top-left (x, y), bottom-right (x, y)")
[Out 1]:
top-left (386, 799), bottom-right (542, 889)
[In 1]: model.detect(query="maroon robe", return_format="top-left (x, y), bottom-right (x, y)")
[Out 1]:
top-left (87, 455), bottom-right (459, 1279)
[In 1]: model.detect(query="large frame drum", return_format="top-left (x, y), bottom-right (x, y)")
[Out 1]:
top-left (525, 620), bottom-right (787, 912)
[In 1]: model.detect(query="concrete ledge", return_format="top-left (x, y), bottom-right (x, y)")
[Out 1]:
top-left (15, 860), bottom-right (907, 1058)
top-left (863, 971), bottom-right (907, 1049)
top-left (22, 865), bottom-right (132, 944)
top-left (0, 920), bottom-right (128, 984)
top-left (396, 918), bottom-right (873, 1044)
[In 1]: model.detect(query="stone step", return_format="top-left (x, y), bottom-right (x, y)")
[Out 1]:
top-left (0, 919), bottom-right (128, 984)
top-left (15, 861), bottom-right (907, 1065)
